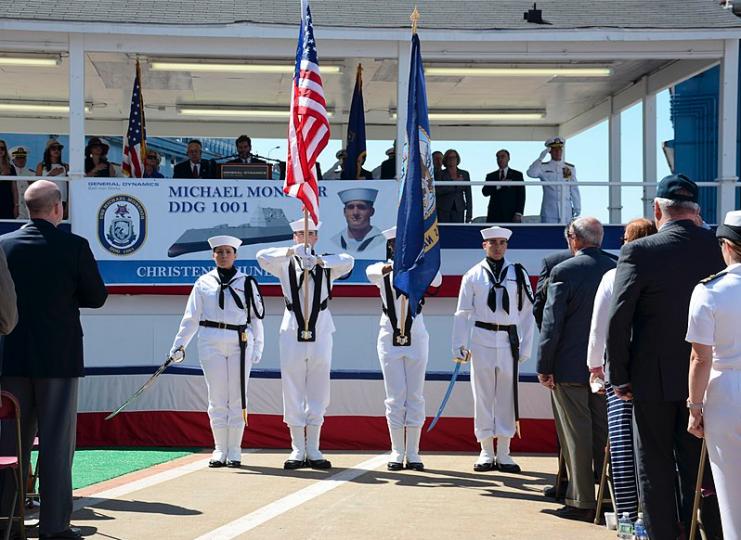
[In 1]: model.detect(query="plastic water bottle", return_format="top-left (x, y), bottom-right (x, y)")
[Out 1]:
top-left (618, 512), bottom-right (634, 540)
top-left (633, 512), bottom-right (649, 540)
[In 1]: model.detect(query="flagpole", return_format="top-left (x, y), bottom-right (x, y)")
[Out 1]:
top-left (303, 208), bottom-right (310, 334)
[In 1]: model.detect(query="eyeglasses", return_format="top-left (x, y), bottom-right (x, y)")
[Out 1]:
top-left (50, 146), bottom-right (62, 151)
top-left (0, 147), bottom-right (6, 151)
top-left (718, 239), bottom-right (727, 248)
top-left (566, 232), bottom-right (576, 239)
top-left (620, 236), bottom-right (627, 244)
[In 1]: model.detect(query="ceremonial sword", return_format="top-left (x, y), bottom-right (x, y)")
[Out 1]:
top-left (427, 348), bottom-right (471, 432)
top-left (105, 347), bottom-right (185, 421)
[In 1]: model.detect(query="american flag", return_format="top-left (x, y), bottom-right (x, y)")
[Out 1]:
top-left (283, 0), bottom-right (330, 226)
top-left (122, 59), bottom-right (147, 178)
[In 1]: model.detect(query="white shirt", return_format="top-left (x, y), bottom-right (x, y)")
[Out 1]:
top-left (172, 269), bottom-right (265, 359)
top-left (366, 261), bottom-right (442, 336)
top-left (526, 158), bottom-right (581, 221)
top-left (586, 267), bottom-right (616, 370)
top-left (686, 263), bottom-right (741, 370)
top-left (452, 258), bottom-right (535, 357)
top-left (256, 246), bottom-right (354, 334)
top-left (328, 226), bottom-right (386, 258)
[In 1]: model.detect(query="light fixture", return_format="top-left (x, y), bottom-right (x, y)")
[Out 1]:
top-left (0, 102), bottom-right (92, 114)
top-left (424, 66), bottom-right (612, 77)
top-left (389, 109), bottom-right (545, 121)
top-left (177, 105), bottom-right (334, 118)
top-left (0, 55), bottom-right (61, 67)
top-left (151, 61), bottom-right (341, 74)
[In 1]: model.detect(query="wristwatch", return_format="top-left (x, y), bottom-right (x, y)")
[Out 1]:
top-left (686, 399), bottom-right (704, 410)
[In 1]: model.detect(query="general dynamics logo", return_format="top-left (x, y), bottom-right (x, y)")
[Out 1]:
top-left (98, 194), bottom-right (147, 256)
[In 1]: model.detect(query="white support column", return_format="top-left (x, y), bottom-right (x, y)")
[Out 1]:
top-left (68, 34), bottom-right (85, 178)
top-left (395, 39), bottom-right (411, 180)
top-left (642, 87), bottom-right (658, 218)
top-left (608, 99), bottom-right (622, 224)
top-left (717, 38), bottom-right (739, 221)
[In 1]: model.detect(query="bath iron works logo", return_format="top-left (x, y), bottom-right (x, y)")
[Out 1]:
top-left (98, 194), bottom-right (147, 255)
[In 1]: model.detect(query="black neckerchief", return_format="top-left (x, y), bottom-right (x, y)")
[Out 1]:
top-left (215, 266), bottom-right (243, 310)
top-left (340, 231), bottom-right (380, 252)
top-left (483, 257), bottom-right (509, 314)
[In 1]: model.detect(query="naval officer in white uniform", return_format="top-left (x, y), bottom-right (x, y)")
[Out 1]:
top-left (366, 226), bottom-right (442, 471)
top-left (686, 210), bottom-right (741, 540)
top-left (257, 219), bottom-right (354, 470)
top-left (527, 137), bottom-right (581, 224)
top-left (170, 235), bottom-right (265, 468)
top-left (452, 226), bottom-right (535, 473)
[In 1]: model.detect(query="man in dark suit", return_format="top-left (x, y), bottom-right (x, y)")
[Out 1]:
top-left (533, 248), bottom-right (573, 330)
top-left (0, 245), bottom-right (16, 335)
top-left (0, 180), bottom-right (108, 540)
top-left (173, 139), bottom-right (217, 179)
top-left (227, 134), bottom-right (266, 165)
top-left (607, 174), bottom-right (724, 539)
top-left (483, 149), bottom-right (526, 223)
top-left (537, 216), bottom-right (615, 522)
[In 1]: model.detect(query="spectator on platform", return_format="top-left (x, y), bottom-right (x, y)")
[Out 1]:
top-left (0, 140), bottom-right (14, 219)
top-left (227, 135), bottom-right (265, 164)
top-left (84, 137), bottom-right (116, 178)
top-left (173, 140), bottom-right (216, 179)
top-left (432, 151), bottom-right (444, 180)
top-left (379, 145), bottom-right (396, 179)
top-left (527, 137), bottom-right (581, 224)
top-left (436, 149), bottom-right (472, 223)
top-left (35, 138), bottom-right (69, 216)
top-left (143, 150), bottom-right (165, 179)
top-left (10, 146), bottom-right (35, 219)
top-left (483, 149), bottom-right (525, 223)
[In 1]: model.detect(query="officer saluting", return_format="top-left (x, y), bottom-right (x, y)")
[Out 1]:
top-left (452, 226), bottom-right (535, 473)
top-left (257, 219), bottom-right (354, 470)
top-left (366, 226), bottom-right (442, 471)
top-left (527, 137), bottom-right (581, 224)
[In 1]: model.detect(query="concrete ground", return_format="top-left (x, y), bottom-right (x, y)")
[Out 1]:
top-left (29, 452), bottom-right (618, 540)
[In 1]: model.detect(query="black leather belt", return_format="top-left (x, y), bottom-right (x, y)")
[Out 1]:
top-left (199, 320), bottom-right (246, 332)
top-left (474, 321), bottom-right (515, 332)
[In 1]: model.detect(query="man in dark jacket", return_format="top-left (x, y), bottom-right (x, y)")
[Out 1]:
top-left (483, 149), bottom-right (525, 223)
top-left (0, 180), bottom-right (108, 540)
top-left (173, 139), bottom-right (217, 179)
top-left (0, 245), bottom-right (16, 335)
top-left (606, 174), bottom-right (725, 540)
top-left (537, 216), bottom-right (615, 522)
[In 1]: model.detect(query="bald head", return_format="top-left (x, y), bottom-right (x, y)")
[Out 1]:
top-left (25, 180), bottom-right (62, 223)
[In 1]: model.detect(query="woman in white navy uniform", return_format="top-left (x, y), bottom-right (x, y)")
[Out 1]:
top-left (257, 219), bottom-right (354, 470)
top-left (452, 226), bottom-right (535, 473)
top-left (366, 226), bottom-right (442, 471)
top-left (686, 210), bottom-right (741, 539)
top-left (170, 235), bottom-right (265, 468)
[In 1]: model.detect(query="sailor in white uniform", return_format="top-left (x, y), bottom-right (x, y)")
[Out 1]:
top-left (452, 226), bottom-right (535, 473)
top-left (257, 219), bottom-right (354, 470)
top-left (526, 137), bottom-right (581, 224)
top-left (366, 226), bottom-right (442, 471)
top-left (328, 187), bottom-right (386, 259)
top-left (170, 235), bottom-right (265, 468)
top-left (686, 210), bottom-right (741, 540)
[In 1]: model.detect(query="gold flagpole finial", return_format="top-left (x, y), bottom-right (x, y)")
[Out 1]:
top-left (410, 5), bottom-right (420, 34)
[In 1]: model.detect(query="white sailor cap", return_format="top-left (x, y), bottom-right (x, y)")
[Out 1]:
top-left (382, 226), bottom-right (396, 240)
top-left (9, 146), bottom-right (29, 157)
top-left (289, 218), bottom-right (322, 232)
top-left (480, 226), bottom-right (512, 241)
top-left (545, 137), bottom-right (565, 148)
top-left (208, 235), bottom-right (242, 250)
top-left (338, 188), bottom-right (378, 205)
top-left (717, 210), bottom-right (741, 243)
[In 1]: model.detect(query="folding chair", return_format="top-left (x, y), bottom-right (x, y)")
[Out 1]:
top-left (594, 440), bottom-right (617, 525)
top-left (0, 391), bottom-right (26, 540)
top-left (24, 437), bottom-right (39, 510)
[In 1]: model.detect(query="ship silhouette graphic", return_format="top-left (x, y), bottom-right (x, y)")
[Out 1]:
top-left (168, 207), bottom-right (293, 257)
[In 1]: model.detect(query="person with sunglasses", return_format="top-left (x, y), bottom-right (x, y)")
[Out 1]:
top-left (35, 138), bottom-right (69, 218)
top-left (143, 151), bottom-right (165, 178)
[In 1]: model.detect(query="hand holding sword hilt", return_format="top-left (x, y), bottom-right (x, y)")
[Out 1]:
top-left (453, 346), bottom-right (471, 365)
top-left (169, 346), bottom-right (186, 363)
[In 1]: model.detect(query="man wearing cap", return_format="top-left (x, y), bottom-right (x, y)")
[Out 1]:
top-left (322, 149), bottom-right (347, 180)
top-left (527, 137), bottom-right (581, 224)
top-left (329, 188), bottom-right (386, 258)
top-left (607, 174), bottom-right (725, 539)
top-left (537, 216), bottom-right (613, 522)
top-left (376, 145), bottom-right (396, 179)
top-left (452, 226), bottom-right (535, 474)
top-left (170, 235), bottom-right (265, 469)
top-left (366, 226), bottom-right (442, 471)
top-left (257, 220), bottom-right (354, 470)
top-left (9, 146), bottom-right (35, 219)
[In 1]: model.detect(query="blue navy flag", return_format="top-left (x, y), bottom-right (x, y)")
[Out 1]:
top-left (341, 64), bottom-right (366, 180)
top-left (393, 33), bottom-right (441, 314)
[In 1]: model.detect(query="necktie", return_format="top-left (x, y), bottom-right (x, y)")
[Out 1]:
top-left (192, 164), bottom-right (198, 178)
top-left (485, 262), bottom-right (510, 315)
top-left (500, 169), bottom-right (504, 181)
top-left (217, 277), bottom-right (244, 310)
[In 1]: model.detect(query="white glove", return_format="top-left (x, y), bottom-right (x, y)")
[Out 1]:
top-left (251, 353), bottom-right (262, 364)
top-left (169, 346), bottom-right (185, 363)
top-left (452, 346), bottom-right (470, 364)
top-left (519, 355), bottom-right (529, 364)
top-left (294, 244), bottom-right (317, 271)
top-left (539, 148), bottom-right (550, 160)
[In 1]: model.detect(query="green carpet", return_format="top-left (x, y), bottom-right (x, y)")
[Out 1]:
top-left (30, 448), bottom-right (201, 490)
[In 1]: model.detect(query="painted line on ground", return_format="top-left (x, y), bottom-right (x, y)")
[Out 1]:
top-left (192, 453), bottom-right (390, 540)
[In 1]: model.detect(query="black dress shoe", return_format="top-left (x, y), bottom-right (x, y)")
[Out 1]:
top-left (543, 483), bottom-right (567, 501)
top-left (40, 526), bottom-right (82, 539)
top-left (283, 459), bottom-right (308, 470)
top-left (405, 461), bottom-right (424, 471)
top-left (554, 505), bottom-right (596, 522)
top-left (498, 463), bottom-right (521, 474)
top-left (308, 459), bottom-right (332, 470)
top-left (227, 460), bottom-right (241, 468)
top-left (473, 461), bottom-right (497, 472)
top-left (209, 459), bottom-right (226, 468)
top-left (387, 461), bottom-right (403, 471)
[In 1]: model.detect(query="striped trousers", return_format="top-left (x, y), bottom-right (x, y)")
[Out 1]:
top-left (607, 385), bottom-right (639, 520)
